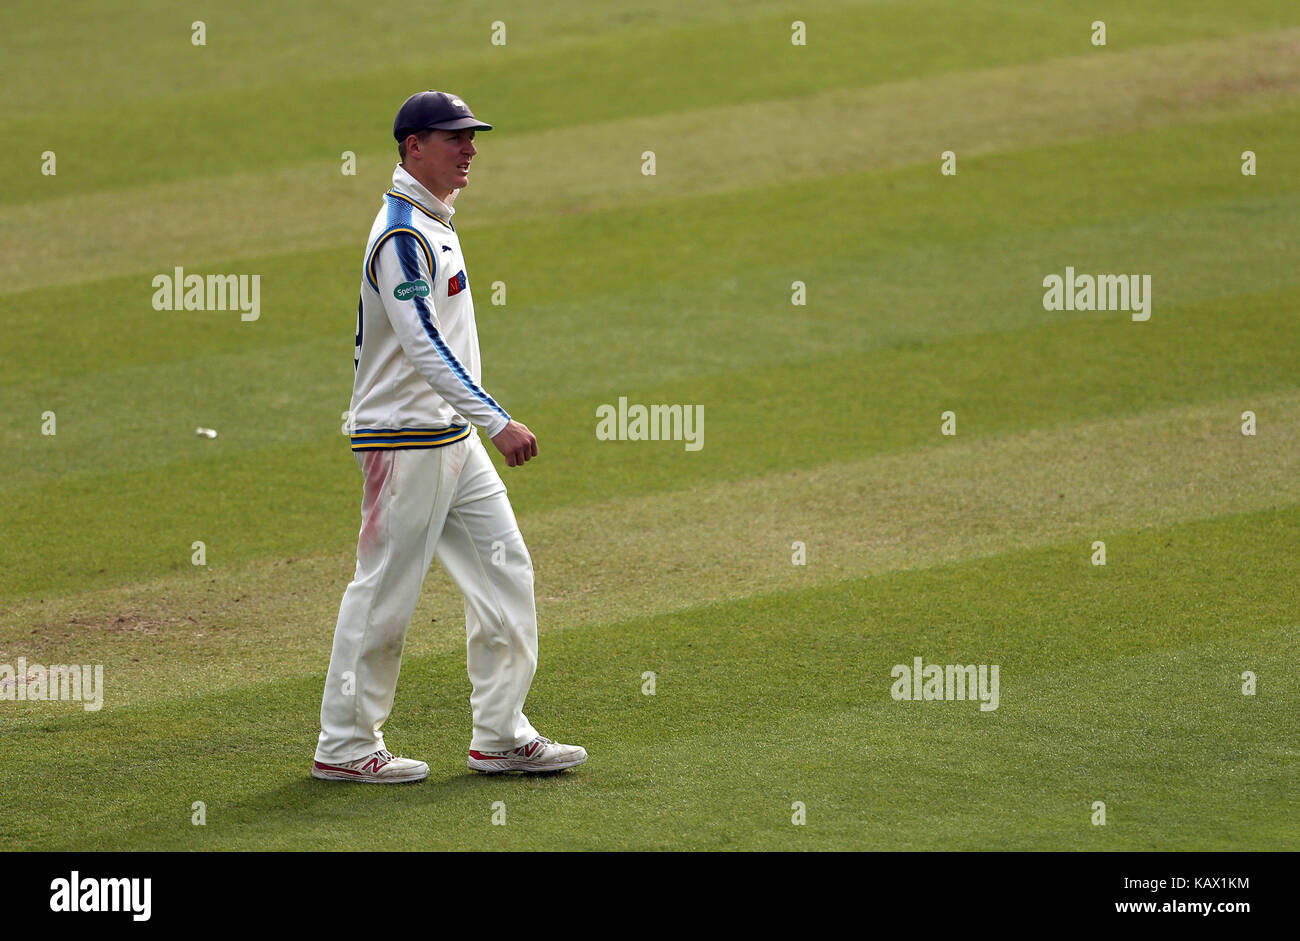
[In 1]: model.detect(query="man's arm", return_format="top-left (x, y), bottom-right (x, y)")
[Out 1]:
top-left (372, 233), bottom-right (537, 464)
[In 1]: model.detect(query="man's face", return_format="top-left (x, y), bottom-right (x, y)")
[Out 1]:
top-left (421, 129), bottom-right (477, 196)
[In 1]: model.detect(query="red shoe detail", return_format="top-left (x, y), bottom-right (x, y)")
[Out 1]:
top-left (313, 761), bottom-right (362, 776)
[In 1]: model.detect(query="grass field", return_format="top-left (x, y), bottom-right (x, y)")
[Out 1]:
top-left (1, 1), bottom-right (1297, 850)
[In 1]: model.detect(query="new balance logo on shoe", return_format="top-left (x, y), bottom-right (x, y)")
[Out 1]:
top-left (467, 735), bottom-right (588, 774)
top-left (312, 748), bottom-right (428, 783)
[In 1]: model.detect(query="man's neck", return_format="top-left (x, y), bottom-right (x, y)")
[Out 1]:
top-left (400, 164), bottom-right (453, 206)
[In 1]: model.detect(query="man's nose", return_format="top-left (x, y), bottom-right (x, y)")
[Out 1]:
top-left (464, 142), bottom-right (477, 156)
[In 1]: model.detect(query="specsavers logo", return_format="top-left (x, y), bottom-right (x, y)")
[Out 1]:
top-left (394, 280), bottom-right (430, 301)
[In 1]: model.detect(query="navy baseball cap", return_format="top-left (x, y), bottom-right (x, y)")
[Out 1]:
top-left (393, 90), bottom-right (493, 141)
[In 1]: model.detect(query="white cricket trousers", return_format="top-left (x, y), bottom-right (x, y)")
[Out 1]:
top-left (315, 431), bottom-right (539, 763)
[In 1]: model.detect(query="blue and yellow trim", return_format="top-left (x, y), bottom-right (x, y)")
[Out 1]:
top-left (384, 190), bottom-right (455, 231)
top-left (350, 424), bottom-right (472, 451)
top-left (392, 220), bottom-right (511, 428)
top-left (366, 225), bottom-right (435, 293)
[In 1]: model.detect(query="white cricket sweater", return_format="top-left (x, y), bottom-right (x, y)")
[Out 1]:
top-left (346, 165), bottom-right (510, 451)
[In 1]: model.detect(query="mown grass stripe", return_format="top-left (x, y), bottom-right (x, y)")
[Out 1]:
top-left (3, 27), bottom-right (1297, 292)
top-left (8, 0), bottom-right (1293, 192)
top-left (3, 277), bottom-right (1296, 587)
top-left (7, 100), bottom-right (1299, 395)
top-left (2, 505), bottom-right (1293, 849)
top-left (3, 388), bottom-right (1294, 705)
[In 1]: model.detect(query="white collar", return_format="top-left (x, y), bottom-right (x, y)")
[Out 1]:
top-left (391, 164), bottom-right (456, 222)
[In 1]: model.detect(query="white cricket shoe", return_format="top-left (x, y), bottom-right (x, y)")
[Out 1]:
top-left (312, 748), bottom-right (429, 783)
top-left (468, 735), bottom-right (588, 774)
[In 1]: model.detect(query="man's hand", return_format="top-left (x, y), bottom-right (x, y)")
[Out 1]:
top-left (490, 420), bottom-right (538, 467)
